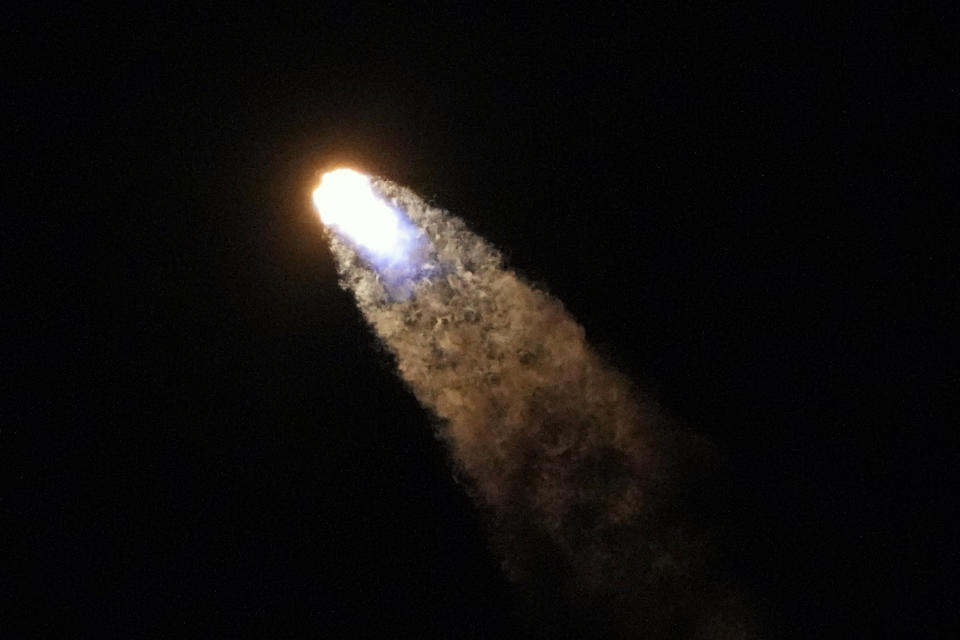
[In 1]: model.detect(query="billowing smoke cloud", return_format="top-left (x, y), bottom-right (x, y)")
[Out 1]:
top-left (321, 174), bottom-right (753, 639)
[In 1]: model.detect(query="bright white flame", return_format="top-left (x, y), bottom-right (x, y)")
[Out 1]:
top-left (312, 168), bottom-right (416, 266)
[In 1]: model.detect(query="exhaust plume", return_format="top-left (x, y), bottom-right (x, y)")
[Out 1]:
top-left (314, 170), bottom-right (752, 638)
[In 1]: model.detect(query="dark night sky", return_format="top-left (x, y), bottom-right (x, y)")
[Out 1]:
top-left (7, 3), bottom-right (957, 638)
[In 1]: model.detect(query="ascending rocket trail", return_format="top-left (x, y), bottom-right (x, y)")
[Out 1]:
top-left (313, 169), bottom-right (752, 638)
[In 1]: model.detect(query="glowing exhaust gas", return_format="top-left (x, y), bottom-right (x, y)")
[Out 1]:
top-left (314, 171), bottom-right (751, 637)
top-left (312, 169), bottom-right (422, 270)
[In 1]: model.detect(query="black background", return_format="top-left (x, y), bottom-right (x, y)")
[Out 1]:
top-left (7, 3), bottom-right (956, 638)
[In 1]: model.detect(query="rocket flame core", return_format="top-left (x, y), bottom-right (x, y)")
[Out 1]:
top-left (312, 168), bottom-right (419, 267)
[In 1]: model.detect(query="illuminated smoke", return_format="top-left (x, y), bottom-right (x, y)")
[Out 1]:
top-left (315, 170), bottom-right (752, 638)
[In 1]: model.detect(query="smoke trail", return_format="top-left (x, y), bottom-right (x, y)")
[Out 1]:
top-left (319, 172), bottom-right (753, 639)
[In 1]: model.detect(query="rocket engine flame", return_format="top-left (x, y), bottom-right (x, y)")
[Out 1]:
top-left (312, 169), bottom-right (422, 269)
